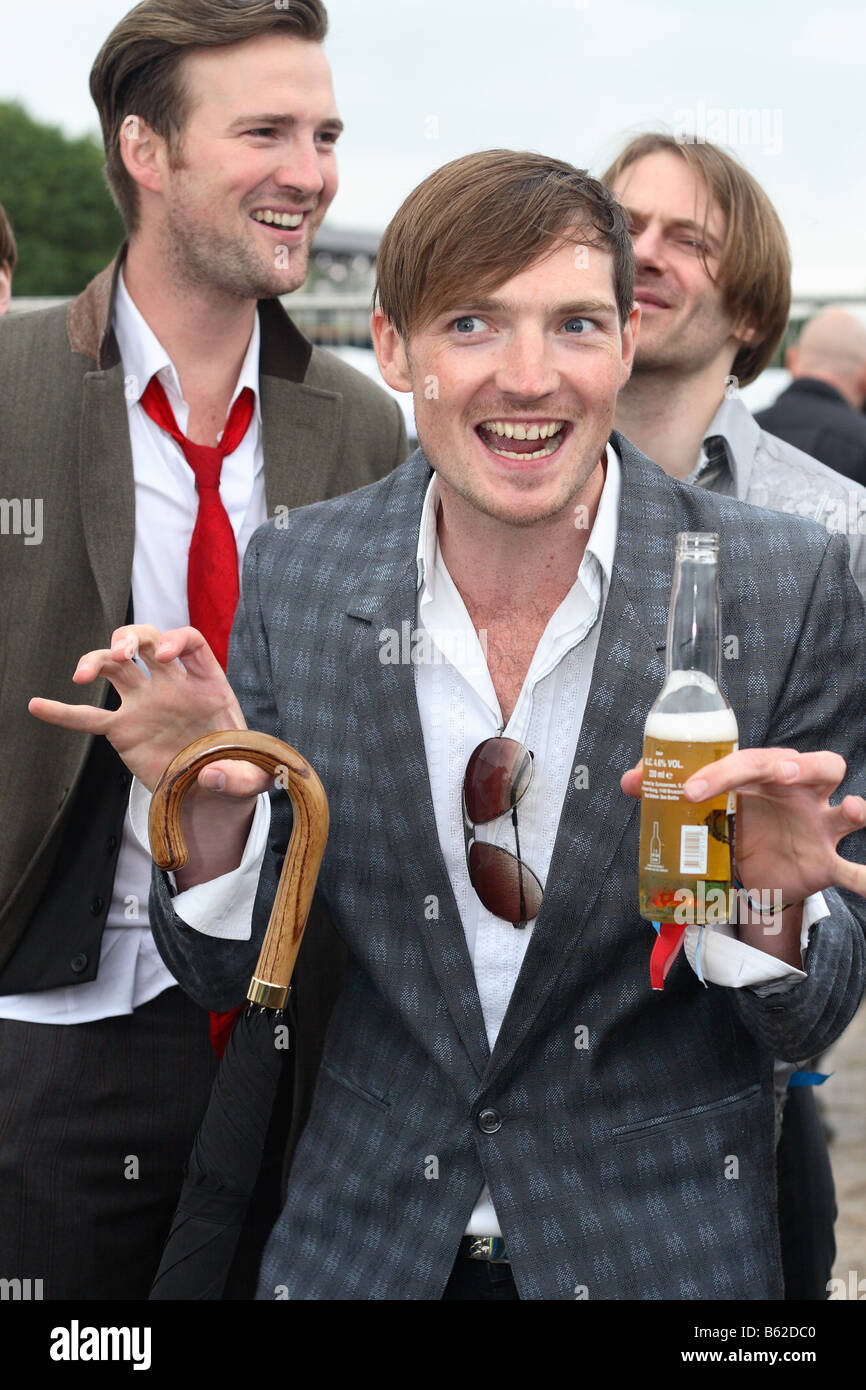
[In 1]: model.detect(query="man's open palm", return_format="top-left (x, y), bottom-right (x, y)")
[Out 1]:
top-left (29, 625), bottom-right (271, 799)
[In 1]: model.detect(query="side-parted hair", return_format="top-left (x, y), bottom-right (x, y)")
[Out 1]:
top-left (89, 0), bottom-right (329, 233)
top-left (375, 150), bottom-right (634, 340)
top-left (602, 132), bottom-right (791, 386)
top-left (0, 202), bottom-right (16, 272)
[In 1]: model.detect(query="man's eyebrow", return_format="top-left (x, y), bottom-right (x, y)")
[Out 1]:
top-left (623, 208), bottom-right (721, 248)
top-left (226, 113), bottom-right (345, 133)
top-left (448, 297), bottom-right (618, 317)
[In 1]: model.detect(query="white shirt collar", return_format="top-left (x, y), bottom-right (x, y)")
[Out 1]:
top-left (415, 443), bottom-right (621, 727)
top-left (112, 266), bottom-right (262, 431)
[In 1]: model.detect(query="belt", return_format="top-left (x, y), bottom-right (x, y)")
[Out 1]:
top-left (460, 1236), bottom-right (509, 1264)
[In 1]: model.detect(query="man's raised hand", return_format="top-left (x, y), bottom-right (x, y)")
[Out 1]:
top-left (622, 746), bottom-right (866, 907)
top-left (29, 624), bottom-right (271, 800)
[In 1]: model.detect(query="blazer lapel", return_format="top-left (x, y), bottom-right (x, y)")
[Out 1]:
top-left (483, 436), bottom-right (676, 1089)
top-left (65, 251), bottom-right (136, 635)
top-left (78, 362), bottom-right (136, 633)
top-left (256, 296), bottom-right (347, 514)
top-left (344, 455), bottom-right (492, 1083)
top-left (260, 375), bottom-right (343, 514)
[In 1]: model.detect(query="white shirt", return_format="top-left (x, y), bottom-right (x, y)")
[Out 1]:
top-left (129, 442), bottom-right (823, 1235)
top-left (0, 268), bottom-right (267, 1024)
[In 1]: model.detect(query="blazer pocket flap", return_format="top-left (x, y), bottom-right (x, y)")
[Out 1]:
top-left (611, 1081), bottom-right (762, 1142)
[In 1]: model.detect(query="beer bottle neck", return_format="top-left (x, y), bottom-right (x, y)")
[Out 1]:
top-left (665, 552), bottom-right (721, 682)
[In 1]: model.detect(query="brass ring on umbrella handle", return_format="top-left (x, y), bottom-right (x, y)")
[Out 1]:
top-left (148, 730), bottom-right (330, 1010)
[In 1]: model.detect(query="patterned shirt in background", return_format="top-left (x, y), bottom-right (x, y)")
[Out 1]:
top-left (690, 392), bottom-right (866, 602)
top-left (690, 388), bottom-right (866, 1134)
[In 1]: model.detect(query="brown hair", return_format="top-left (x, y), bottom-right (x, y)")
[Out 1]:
top-left (89, 0), bottom-right (329, 233)
top-left (0, 202), bottom-right (16, 272)
top-left (601, 133), bottom-right (791, 385)
top-left (375, 149), bottom-right (634, 339)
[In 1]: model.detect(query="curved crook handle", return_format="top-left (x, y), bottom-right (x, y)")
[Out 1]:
top-left (148, 730), bottom-right (329, 1010)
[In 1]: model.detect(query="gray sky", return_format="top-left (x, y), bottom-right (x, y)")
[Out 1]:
top-left (3, 0), bottom-right (865, 294)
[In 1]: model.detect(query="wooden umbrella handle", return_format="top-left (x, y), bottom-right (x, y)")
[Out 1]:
top-left (148, 730), bottom-right (329, 1010)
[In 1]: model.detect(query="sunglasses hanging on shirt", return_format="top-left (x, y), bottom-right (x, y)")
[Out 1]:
top-left (461, 736), bottom-right (544, 927)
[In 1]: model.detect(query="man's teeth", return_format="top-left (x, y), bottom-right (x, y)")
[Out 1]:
top-left (251, 210), bottom-right (304, 228)
top-left (481, 420), bottom-right (565, 441)
top-left (478, 420), bottom-right (567, 460)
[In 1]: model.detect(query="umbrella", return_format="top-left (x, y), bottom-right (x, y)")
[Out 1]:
top-left (147, 730), bottom-right (329, 1301)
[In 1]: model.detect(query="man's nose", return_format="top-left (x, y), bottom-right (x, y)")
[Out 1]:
top-left (631, 224), bottom-right (667, 274)
top-left (494, 330), bottom-right (559, 399)
top-left (272, 134), bottom-right (326, 198)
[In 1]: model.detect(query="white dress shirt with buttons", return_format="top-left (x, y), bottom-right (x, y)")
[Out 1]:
top-left (129, 442), bottom-right (825, 1235)
top-left (0, 267), bottom-right (267, 1024)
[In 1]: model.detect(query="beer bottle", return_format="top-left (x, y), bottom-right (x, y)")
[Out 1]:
top-left (638, 532), bottom-right (738, 927)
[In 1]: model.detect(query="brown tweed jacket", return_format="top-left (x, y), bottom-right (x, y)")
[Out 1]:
top-left (0, 249), bottom-right (407, 989)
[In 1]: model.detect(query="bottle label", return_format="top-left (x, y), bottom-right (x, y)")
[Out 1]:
top-left (638, 736), bottom-right (737, 924)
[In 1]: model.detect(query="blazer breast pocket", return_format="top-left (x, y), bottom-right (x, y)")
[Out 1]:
top-left (610, 1081), bottom-right (762, 1144)
top-left (320, 1059), bottom-right (392, 1112)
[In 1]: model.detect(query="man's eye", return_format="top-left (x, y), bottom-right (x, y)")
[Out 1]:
top-left (247, 128), bottom-right (277, 138)
top-left (453, 316), bottom-right (487, 334)
top-left (316, 131), bottom-right (340, 146)
top-left (563, 317), bottom-right (593, 334)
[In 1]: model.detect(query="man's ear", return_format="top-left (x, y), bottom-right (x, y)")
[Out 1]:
top-left (371, 308), bottom-right (413, 392)
top-left (0, 261), bottom-right (11, 317)
top-left (117, 113), bottom-right (168, 200)
top-left (732, 315), bottom-right (758, 348)
top-left (618, 303), bottom-right (642, 387)
top-left (785, 344), bottom-right (799, 374)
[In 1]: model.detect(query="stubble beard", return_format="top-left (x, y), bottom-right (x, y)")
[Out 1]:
top-left (161, 199), bottom-right (314, 301)
top-left (434, 425), bottom-right (608, 530)
top-left (633, 303), bottom-right (737, 379)
top-left (631, 312), bottom-right (697, 374)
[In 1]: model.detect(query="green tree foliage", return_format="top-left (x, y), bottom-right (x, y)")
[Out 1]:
top-left (0, 101), bottom-right (124, 296)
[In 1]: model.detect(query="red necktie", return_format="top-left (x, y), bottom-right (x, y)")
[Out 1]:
top-left (141, 374), bottom-right (255, 1056)
top-left (141, 375), bottom-right (255, 669)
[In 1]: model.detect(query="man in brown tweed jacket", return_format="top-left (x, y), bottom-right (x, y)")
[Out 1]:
top-left (0, 0), bottom-right (404, 1299)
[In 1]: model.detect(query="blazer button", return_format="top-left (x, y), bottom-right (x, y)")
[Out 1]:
top-left (70, 953), bottom-right (89, 974)
top-left (90, 896), bottom-right (105, 916)
top-left (106, 835), bottom-right (118, 854)
top-left (477, 1107), bottom-right (502, 1134)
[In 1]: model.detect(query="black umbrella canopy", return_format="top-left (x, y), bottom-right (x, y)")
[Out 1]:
top-left (150, 1006), bottom-right (289, 1300)
top-left (146, 731), bottom-right (329, 1301)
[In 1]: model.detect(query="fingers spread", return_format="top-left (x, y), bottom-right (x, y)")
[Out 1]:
top-left (832, 796), bottom-right (866, 837)
top-left (684, 747), bottom-right (847, 801)
top-left (831, 850), bottom-right (866, 900)
top-left (29, 697), bottom-right (113, 736)
top-left (71, 648), bottom-right (149, 693)
top-left (158, 627), bottom-right (223, 680)
top-left (109, 624), bottom-right (164, 662)
top-left (770, 750), bottom-right (848, 792)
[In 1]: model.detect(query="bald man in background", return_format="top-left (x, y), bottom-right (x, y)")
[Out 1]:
top-left (757, 307), bottom-right (866, 487)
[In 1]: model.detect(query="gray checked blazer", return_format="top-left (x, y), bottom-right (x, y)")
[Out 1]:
top-left (150, 434), bottom-right (866, 1300)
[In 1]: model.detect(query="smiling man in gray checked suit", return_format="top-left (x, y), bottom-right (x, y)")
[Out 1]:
top-left (33, 150), bottom-right (866, 1300)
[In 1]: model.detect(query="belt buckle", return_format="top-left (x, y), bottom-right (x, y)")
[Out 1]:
top-left (468, 1236), bottom-right (509, 1264)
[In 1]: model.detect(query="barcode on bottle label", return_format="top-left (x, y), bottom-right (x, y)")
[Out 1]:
top-left (680, 825), bottom-right (708, 875)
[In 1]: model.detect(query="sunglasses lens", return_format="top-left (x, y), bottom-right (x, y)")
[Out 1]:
top-left (464, 737), bottom-right (533, 824)
top-left (468, 842), bottom-right (544, 923)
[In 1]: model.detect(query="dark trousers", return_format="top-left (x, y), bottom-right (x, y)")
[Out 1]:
top-left (0, 986), bottom-right (218, 1300)
top-left (442, 1243), bottom-right (520, 1300)
top-left (777, 1085), bottom-right (837, 1300)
